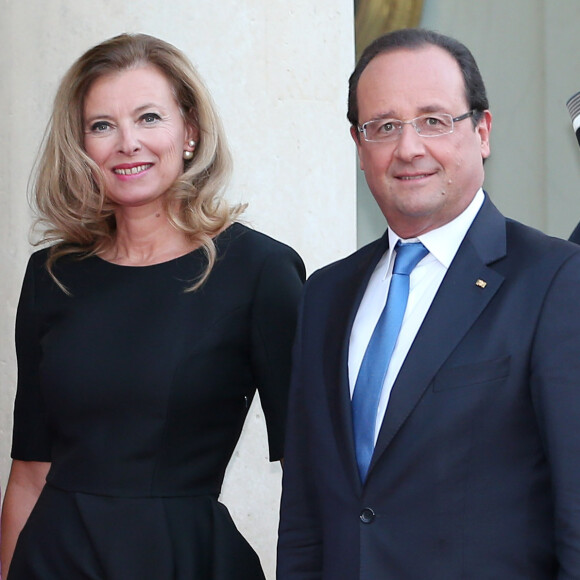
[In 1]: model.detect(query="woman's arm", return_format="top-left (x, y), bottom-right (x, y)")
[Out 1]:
top-left (250, 244), bottom-right (305, 462)
top-left (1, 460), bottom-right (50, 577)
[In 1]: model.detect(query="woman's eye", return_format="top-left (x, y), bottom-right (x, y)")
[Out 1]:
top-left (141, 113), bottom-right (161, 124)
top-left (90, 121), bottom-right (111, 133)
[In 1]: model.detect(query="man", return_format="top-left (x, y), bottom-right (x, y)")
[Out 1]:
top-left (277, 29), bottom-right (580, 579)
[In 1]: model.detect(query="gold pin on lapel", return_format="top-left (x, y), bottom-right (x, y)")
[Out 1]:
top-left (475, 279), bottom-right (487, 288)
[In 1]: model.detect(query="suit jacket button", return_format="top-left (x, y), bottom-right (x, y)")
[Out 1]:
top-left (360, 508), bottom-right (375, 524)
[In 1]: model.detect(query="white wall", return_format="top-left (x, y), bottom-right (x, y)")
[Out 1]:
top-left (5, 1), bottom-right (580, 576)
top-left (0, 3), bottom-right (356, 578)
top-left (358, 0), bottom-right (580, 246)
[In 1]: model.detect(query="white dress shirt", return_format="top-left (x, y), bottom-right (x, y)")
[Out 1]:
top-left (348, 188), bottom-right (485, 443)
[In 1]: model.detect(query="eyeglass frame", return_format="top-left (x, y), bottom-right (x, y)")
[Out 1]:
top-left (357, 110), bottom-right (477, 143)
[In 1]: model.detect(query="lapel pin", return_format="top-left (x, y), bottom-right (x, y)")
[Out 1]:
top-left (475, 279), bottom-right (487, 288)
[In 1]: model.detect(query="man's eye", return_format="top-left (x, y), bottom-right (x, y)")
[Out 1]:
top-left (425, 117), bottom-right (442, 126)
top-left (378, 121), bottom-right (396, 133)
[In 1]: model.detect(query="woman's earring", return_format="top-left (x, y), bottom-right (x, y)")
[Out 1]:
top-left (183, 139), bottom-right (196, 160)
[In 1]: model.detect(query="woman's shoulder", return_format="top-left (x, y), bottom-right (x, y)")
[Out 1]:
top-left (28, 246), bottom-right (51, 263)
top-left (23, 246), bottom-right (102, 294)
top-left (27, 245), bottom-right (92, 266)
top-left (22, 247), bottom-right (53, 281)
top-left (214, 222), bottom-right (305, 283)
top-left (220, 222), bottom-right (302, 261)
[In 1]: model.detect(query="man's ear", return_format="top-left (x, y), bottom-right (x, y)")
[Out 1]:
top-left (350, 125), bottom-right (365, 171)
top-left (477, 110), bottom-right (492, 160)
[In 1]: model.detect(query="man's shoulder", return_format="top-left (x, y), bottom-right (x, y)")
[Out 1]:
top-left (307, 236), bottom-right (386, 288)
top-left (474, 196), bottom-right (580, 267)
top-left (505, 218), bottom-right (580, 261)
top-left (480, 217), bottom-right (580, 292)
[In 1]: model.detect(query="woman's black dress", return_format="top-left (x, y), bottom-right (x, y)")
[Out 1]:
top-left (9, 223), bottom-right (305, 579)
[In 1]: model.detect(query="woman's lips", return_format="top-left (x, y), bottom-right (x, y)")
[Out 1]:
top-left (113, 163), bottom-right (153, 176)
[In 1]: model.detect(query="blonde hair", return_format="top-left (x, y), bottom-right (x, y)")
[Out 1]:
top-left (32, 33), bottom-right (243, 290)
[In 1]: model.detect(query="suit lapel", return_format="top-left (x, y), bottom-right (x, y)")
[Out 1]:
top-left (323, 232), bottom-right (390, 493)
top-left (369, 197), bottom-right (508, 475)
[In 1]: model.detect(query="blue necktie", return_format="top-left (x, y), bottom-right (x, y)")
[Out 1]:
top-left (352, 241), bottom-right (429, 481)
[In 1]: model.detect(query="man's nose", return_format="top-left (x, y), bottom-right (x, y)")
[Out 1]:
top-left (393, 123), bottom-right (425, 161)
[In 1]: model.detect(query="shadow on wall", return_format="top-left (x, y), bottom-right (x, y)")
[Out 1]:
top-left (354, 0), bottom-right (424, 247)
top-left (355, 0), bottom-right (424, 59)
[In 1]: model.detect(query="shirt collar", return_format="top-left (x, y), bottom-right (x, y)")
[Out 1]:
top-left (385, 188), bottom-right (485, 273)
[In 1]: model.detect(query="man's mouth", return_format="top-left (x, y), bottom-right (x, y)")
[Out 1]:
top-left (397, 173), bottom-right (431, 180)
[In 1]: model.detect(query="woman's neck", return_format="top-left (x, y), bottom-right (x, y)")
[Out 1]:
top-left (101, 205), bottom-right (197, 266)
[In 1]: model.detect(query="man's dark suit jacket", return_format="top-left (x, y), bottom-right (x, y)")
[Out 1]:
top-left (277, 195), bottom-right (580, 579)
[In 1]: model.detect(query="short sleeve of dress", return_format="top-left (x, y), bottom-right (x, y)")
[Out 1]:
top-left (250, 244), bottom-right (305, 461)
top-left (12, 252), bottom-right (53, 461)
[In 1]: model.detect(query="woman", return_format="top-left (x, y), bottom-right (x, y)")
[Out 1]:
top-left (1, 33), bottom-right (305, 579)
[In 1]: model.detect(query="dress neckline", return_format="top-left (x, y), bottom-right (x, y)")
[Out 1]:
top-left (93, 223), bottom-right (239, 270)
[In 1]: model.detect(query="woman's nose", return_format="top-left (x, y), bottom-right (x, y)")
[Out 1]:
top-left (117, 125), bottom-right (141, 155)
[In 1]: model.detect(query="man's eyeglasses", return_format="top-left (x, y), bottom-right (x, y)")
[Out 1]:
top-left (358, 110), bottom-right (476, 143)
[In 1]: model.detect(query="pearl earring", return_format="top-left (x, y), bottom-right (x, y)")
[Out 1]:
top-left (183, 139), bottom-right (196, 160)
